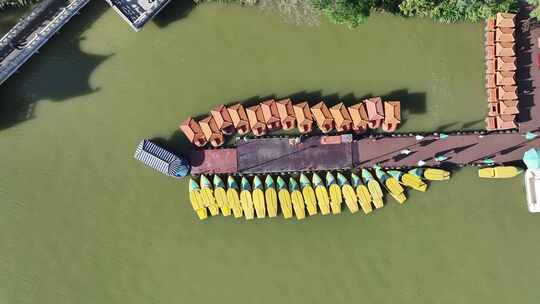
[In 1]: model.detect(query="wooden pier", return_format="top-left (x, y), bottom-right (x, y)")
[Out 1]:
top-left (188, 132), bottom-right (540, 175)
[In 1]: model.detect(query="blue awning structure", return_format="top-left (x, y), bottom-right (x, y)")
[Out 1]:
top-left (134, 139), bottom-right (190, 178)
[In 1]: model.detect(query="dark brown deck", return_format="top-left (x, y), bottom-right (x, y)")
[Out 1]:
top-left (236, 137), bottom-right (353, 173)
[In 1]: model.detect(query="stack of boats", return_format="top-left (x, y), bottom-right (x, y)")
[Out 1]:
top-left (179, 98), bottom-right (401, 148)
top-left (484, 12), bottom-right (518, 131)
top-left (188, 168), bottom-right (450, 220)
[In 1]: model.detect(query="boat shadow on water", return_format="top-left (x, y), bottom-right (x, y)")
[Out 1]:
top-left (0, 1), bottom-right (112, 131)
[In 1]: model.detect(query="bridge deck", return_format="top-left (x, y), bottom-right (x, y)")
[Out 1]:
top-left (0, 0), bottom-right (90, 86)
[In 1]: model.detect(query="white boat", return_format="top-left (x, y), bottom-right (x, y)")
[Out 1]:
top-left (525, 169), bottom-right (540, 213)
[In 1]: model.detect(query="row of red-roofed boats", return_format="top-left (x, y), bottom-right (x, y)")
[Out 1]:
top-left (484, 12), bottom-right (518, 131)
top-left (179, 97), bottom-right (401, 147)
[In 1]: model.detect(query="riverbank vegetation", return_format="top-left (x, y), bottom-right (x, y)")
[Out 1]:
top-left (195, 0), bottom-right (518, 27)
top-left (0, 0), bottom-right (519, 28)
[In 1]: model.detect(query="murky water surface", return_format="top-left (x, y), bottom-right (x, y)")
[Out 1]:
top-left (0, 2), bottom-right (538, 303)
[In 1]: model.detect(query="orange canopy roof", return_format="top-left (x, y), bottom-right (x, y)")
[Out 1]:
top-left (495, 42), bottom-right (515, 57)
top-left (488, 102), bottom-right (499, 117)
top-left (382, 101), bottom-right (401, 132)
top-left (497, 86), bottom-right (517, 100)
top-left (485, 45), bottom-right (495, 60)
top-left (485, 31), bottom-right (495, 46)
top-left (486, 59), bottom-right (496, 74)
top-left (276, 99), bottom-right (296, 130)
top-left (487, 88), bottom-right (497, 102)
top-left (486, 74), bottom-right (496, 88)
top-left (199, 116), bottom-right (224, 147)
top-left (210, 104), bottom-right (235, 135)
top-left (227, 103), bottom-right (250, 135)
top-left (260, 99), bottom-right (281, 130)
top-left (496, 56), bottom-right (516, 71)
top-left (246, 105), bottom-right (267, 136)
top-left (485, 116), bottom-right (497, 131)
top-left (495, 27), bottom-right (514, 42)
top-left (496, 71), bottom-right (515, 86)
top-left (348, 102), bottom-right (369, 133)
top-left (496, 13), bottom-right (515, 28)
top-left (485, 18), bottom-right (495, 32)
top-left (499, 100), bottom-right (519, 115)
top-left (496, 114), bottom-right (517, 130)
top-left (310, 101), bottom-right (334, 133)
top-left (179, 117), bottom-right (207, 147)
top-left (293, 102), bottom-right (313, 134)
top-left (329, 102), bottom-right (352, 132)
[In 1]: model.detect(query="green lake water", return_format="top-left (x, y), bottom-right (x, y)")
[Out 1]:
top-left (0, 2), bottom-right (538, 303)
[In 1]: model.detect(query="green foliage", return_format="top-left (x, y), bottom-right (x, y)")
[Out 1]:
top-left (398, 0), bottom-right (518, 23)
top-left (528, 0), bottom-right (540, 19)
top-left (310, 0), bottom-right (376, 28)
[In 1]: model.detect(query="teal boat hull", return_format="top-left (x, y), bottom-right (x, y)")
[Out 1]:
top-left (241, 177), bottom-right (251, 191)
top-left (227, 176), bottom-right (239, 190)
top-left (213, 175), bottom-right (225, 188)
top-left (289, 177), bottom-right (300, 192)
top-left (200, 175), bottom-right (212, 189)
top-left (351, 172), bottom-right (361, 188)
top-left (361, 169), bottom-right (374, 182)
top-left (253, 176), bottom-right (263, 190)
top-left (312, 173), bottom-right (324, 187)
top-left (299, 173), bottom-right (311, 189)
top-left (276, 176), bottom-right (287, 190)
top-left (325, 172), bottom-right (336, 186)
top-left (264, 175), bottom-right (275, 189)
top-left (189, 178), bottom-right (200, 191)
top-left (387, 170), bottom-right (404, 181)
top-left (336, 172), bottom-right (349, 186)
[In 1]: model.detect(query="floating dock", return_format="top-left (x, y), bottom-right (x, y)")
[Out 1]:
top-left (187, 132), bottom-right (540, 175)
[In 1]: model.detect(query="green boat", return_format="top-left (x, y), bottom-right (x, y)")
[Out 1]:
top-left (265, 175), bottom-right (275, 189)
top-left (241, 176), bottom-right (251, 191)
top-left (312, 173), bottom-right (324, 187)
top-left (276, 176), bottom-right (287, 190)
top-left (227, 175), bottom-right (239, 190)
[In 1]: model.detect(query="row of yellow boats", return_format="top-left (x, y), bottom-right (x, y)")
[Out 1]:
top-left (188, 168), bottom-right (450, 220)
